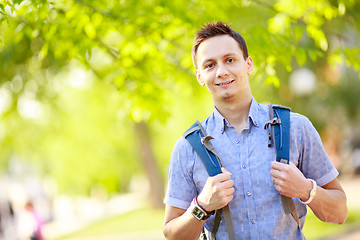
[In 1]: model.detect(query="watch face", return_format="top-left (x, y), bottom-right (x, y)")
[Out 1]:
top-left (192, 206), bottom-right (206, 220)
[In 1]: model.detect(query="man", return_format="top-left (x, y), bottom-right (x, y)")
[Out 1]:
top-left (163, 21), bottom-right (348, 240)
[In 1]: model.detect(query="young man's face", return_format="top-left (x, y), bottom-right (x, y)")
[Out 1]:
top-left (195, 35), bottom-right (253, 103)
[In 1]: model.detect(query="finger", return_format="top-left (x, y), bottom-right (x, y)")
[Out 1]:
top-left (210, 173), bottom-right (231, 185)
top-left (270, 169), bottom-right (282, 179)
top-left (273, 177), bottom-right (283, 186)
top-left (226, 194), bottom-right (234, 203)
top-left (272, 177), bottom-right (281, 186)
top-left (213, 168), bottom-right (231, 181)
top-left (273, 184), bottom-right (282, 193)
top-left (217, 195), bottom-right (233, 209)
top-left (221, 167), bottom-right (232, 176)
top-left (217, 186), bottom-right (235, 198)
top-left (289, 161), bottom-right (296, 167)
top-left (224, 187), bottom-right (235, 196)
top-left (218, 178), bottom-right (234, 189)
top-left (270, 160), bottom-right (287, 170)
top-left (221, 194), bottom-right (234, 206)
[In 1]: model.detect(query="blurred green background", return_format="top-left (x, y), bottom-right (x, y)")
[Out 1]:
top-left (0, 0), bottom-right (360, 239)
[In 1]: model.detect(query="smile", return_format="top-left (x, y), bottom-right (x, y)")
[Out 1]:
top-left (216, 80), bottom-right (234, 86)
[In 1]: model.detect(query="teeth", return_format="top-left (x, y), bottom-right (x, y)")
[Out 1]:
top-left (218, 80), bottom-right (232, 86)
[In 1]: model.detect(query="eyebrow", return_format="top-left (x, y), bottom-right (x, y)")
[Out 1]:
top-left (201, 52), bottom-right (238, 66)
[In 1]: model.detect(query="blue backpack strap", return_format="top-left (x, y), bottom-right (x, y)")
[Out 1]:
top-left (184, 120), bottom-right (235, 240)
top-left (265, 104), bottom-right (301, 227)
top-left (269, 104), bottom-right (291, 163)
top-left (183, 121), bottom-right (222, 176)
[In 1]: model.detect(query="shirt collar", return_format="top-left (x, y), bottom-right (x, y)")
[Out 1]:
top-left (248, 98), bottom-right (260, 128)
top-left (213, 98), bottom-right (260, 134)
top-left (213, 106), bottom-right (227, 134)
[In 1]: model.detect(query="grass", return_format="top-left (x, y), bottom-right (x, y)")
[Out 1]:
top-left (54, 208), bottom-right (165, 239)
top-left (55, 207), bottom-right (360, 240)
top-left (303, 208), bottom-right (360, 239)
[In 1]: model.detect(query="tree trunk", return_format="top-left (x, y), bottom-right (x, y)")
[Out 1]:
top-left (134, 121), bottom-right (164, 209)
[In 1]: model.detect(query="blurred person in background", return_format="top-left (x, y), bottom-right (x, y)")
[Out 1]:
top-left (0, 200), bottom-right (17, 240)
top-left (18, 201), bottom-right (44, 240)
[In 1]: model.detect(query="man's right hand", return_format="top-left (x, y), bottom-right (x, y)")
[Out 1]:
top-left (197, 168), bottom-right (235, 212)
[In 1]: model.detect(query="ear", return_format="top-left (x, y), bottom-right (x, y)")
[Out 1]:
top-left (196, 69), bottom-right (205, 86)
top-left (246, 56), bottom-right (254, 75)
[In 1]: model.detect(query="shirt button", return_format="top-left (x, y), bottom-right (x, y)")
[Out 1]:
top-left (251, 219), bottom-right (256, 224)
top-left (235, 140), bottom-right (240, 144)
top-left (242, 164), bottom-right (246, 169)
top-left (247, 191), bottom-right (252, 197)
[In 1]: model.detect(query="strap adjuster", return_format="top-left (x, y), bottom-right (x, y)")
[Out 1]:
top-left (264, 117), bottom-right (282, 130)
top-left (264, 117), bottom-right (282, 148)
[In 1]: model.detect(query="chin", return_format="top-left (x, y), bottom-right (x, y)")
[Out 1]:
top-left (221, 93), bottom-right (235, 101)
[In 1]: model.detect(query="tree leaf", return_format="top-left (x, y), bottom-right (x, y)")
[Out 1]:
top-left (295, 48), bottom-right (307, 66)
top-left (84, 24), bottom-right (96, 39)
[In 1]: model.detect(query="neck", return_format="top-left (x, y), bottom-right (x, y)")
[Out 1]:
top-left (214, 91), bottom-right (253, 135)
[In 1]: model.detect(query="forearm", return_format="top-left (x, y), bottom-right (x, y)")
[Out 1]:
top-left (163, 207), bottom-right (206, 240)
top-left (270, 161), bottom-right (348, 224)
top-left (163, 171), bottom-right (234, 239)
top-left (307, 184), bottom-right (348, 224)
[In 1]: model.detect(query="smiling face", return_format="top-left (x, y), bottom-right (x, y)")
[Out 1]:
top-left (195, 35), bottom-right (253, 104)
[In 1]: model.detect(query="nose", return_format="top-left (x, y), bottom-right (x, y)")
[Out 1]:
top-left (216, 64), bottom-right (229, 78)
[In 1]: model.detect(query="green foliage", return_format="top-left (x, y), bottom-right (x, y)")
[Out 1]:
top-left (0, 65), bottom-right (140, 194)
top-left (0, 0), bottom-right (359, 195)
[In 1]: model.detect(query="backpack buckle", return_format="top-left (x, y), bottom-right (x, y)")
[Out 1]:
top-left (264, 118), bottom-right (282, 148)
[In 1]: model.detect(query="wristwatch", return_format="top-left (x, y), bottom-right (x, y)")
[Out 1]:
top-left (299, 179), bottom-right (317, 205)
top-left (190, 197), bottom-right (214, 221)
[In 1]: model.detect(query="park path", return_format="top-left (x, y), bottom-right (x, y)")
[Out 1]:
top-left (322, 228), bottom-right (360, 240)
top-left (59, 230), bottom-right (164, 240)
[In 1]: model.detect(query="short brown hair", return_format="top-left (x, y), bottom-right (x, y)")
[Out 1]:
top-left (192, 21), bottom-right (248, 68)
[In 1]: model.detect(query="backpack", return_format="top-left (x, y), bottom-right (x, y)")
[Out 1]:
top-left (183, 104), bottom-right (300, 239)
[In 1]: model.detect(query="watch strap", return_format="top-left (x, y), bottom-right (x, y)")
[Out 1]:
top-left (191, 197), bottom-right (214, 221)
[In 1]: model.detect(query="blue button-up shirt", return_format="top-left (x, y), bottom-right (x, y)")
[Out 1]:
top-left (164, 98), bottom-right (338, 240)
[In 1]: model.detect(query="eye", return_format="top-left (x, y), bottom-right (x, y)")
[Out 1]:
top-left (227, 58), bottom-right (235, 63)
top-left (205, 63), bottom-right (214, 69)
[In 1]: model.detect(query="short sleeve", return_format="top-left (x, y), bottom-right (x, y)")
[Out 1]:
top-left (164, 137), bottom-right (198, 209)
top-left (293, 114), bottom-right (339, 186)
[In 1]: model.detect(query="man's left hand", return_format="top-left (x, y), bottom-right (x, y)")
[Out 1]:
top-left (270, 161), bottom-right (312, 200)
